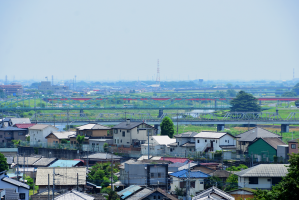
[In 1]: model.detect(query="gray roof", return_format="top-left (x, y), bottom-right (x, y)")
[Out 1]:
top-left (29, 124), bottom-right (58, 130)
top-left (0, 127), bottom-right (26, 131)
top-left (32, 158), bottom-right (57, 167)
top-left (175, 132), bottom-right (198, 138)
top-left (77, 123), bottom-right (111, 131)
top-left (10, 118), bottom-right (31, 125)
top-left (2, 177), bottom-right (30, 189)
top-left (13, 156), bottom-right (42, 165)
top-left (235, 164), bottom-right (289, 177)
top-left (36, 167), bottom-right (87, 186)
top-left (112, 122), bottom-right (143, 130)
top-left (193, 186), bottom-right (234, 200)
top-left (47, 131), bottom-right (76, 139)
top-left (178, 163), bottom-right (198, 171)
top-left (126, 188), bottom-right (153, 200)
top-left (81, 153), bottom-right (122, 160)
top-left (54, 189), bottom-right (94, 200)
top-left (236, 127), bottom-right (282, 142)
top-left (288, 138), bottom-right (299, 143)
top-left (259, 138), bottom-right (286, 150)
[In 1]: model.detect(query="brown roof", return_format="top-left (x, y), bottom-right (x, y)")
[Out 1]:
top-left (192, 166), bottom-right (215, 174)
top-left (288, 138), bottom-right (299, 143)
top-left (261, 138), bottom-right (286, 150)
top-left (139, 188), bottom-right (178, 200)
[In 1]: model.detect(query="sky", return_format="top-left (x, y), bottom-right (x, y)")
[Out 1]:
top-left (0, 0), bottom-right (299, 82)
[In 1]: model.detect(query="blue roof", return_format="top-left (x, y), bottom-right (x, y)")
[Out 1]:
top-left (48, 160), bottom-right (82, 168)
top-left (0, 127), bottom-right (26, 131)
top-left (117, 185), bottom-right (141, 199)
top-left (170, 169), bottom-right (211, 178)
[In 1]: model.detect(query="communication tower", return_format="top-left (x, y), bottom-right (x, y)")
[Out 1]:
top-left (156, 59), bottom-right (160, 86)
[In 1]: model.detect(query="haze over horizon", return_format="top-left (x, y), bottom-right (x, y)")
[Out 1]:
top-left (1, 0), bottom-right (299, 81)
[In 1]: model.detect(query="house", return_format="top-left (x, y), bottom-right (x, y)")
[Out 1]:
top-left (53, 189), bottom-right (94, 200)
top-left (0, 148), bottom-right (18, 157)
top-left (13, 123), bottom-right (36, 134)
top-left (36, 167), bottom-right (87, 192)
top-left (0, 171), bottom-right (30, 200)
top-left (209, 170), bottom-right (232, 182)
top-left (88, 138), bottom-right (113, 152)
top-left (141, 136), bottom-right (176, 156)
top-left (81, 153), bottom-right (122, 166)
top-left (112, 119), bottom-right (157, 147)
top-left (227, 188), bottom-right (255, 200)
top-left (0, 126), bottom-right (27, 145)
top-left (119, 160), bottom-right (168, 188)
top-left (0, 118), bottom-right (31, 127)
top-left (166, 132), bottom-right (198, 157)
top-left (138, 188), bottom-right (178, 200)
top-left (117, 187), bottom-right (178, 200)
top-left (168, 162), bottom-right (198, 173)
top-left (29, 124), bottom-right (59, 147)
top-left (193, 186), bottom-right (235, 200)
top-left (288, 138), bottom-right (299, 154)
top-left (169, 169), bottom-right (210, 196)
top-left (49, 160), bottom-right (84, 168)
top-left (235, 127), bottom-right (282, 153)
top-left (235, 164), bottom-right (288, 189)
top-left (195, 132), bottom-right (236, 153)
top-left (75, 123), bottom-right (112, 138)
top-left (45, 131), bottom-right (76, 144)
top-left (247, 137), bottom-right (286, 162)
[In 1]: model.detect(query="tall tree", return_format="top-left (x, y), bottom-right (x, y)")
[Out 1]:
top-left (160, 116), bottom-right (174, 138)
top-left (0, 153), bottom-right (9, 172)
top-left (230, 91), bottom-right (261, 112)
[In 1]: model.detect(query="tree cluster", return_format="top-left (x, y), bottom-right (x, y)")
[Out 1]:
top-left (88, 163), bottom-right (119, 187)
top-left (230, 91), bottom-right (261, 112)
top-left (160, 116), bottom-right (174, 138)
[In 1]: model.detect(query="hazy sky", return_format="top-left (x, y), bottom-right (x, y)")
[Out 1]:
top-left (1, 0), bottom-right (299, 81)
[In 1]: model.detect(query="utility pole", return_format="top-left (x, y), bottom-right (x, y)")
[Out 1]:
top-left (177, 111), bottom-right (179, 134)
top-left (186, 162), bottom-right (190, 200)
top-left (48, 174), bottom-right (50, 200)
top-left (17, 154), bottom-right (19, 181)
top-left (111, 153), bottom-right (113, 191)
top-left (52, 168), bottom-right (55, 200)
top-left (77, 173), bottom-right (79, 191)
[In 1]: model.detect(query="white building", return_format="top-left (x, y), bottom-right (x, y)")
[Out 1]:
top-left (29, 124), bottom-right (58, 147)
top-left (166, 132), bottom-right (197, 157)
top-left (141, 136), bottom-right (176, 156)
top-left (169, 169), bottom-right (211, 196)
top-left (235, 164), bottom-right (288, 189)
top-left (194, 132), bottom-right (236, 153)
top-left (112, 119), bottom-right (157, 147)
top-left (193, 186), bottom-right (235, 200)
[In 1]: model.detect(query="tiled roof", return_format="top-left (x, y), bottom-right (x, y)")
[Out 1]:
top-left (112, 122), bottom-right (143, 130)
top-left (0, 127), bottom-right (26, 131)
top-left (49, 160), bottom-right (82, 168)
top-left (36, 167), bottom-right (87, 186)
top-left (193, 186), bottom-right (234, 200)
top-left (81, 153), bottom-right (122, 160)
top-left (14, 123), bottom-right (36, 129)
top-left (140, 188), bottom-right (178, 200)
top-left (236, 127), bottom-right (282, 142)
top-left (2, 177), bottom-right (30, 189)
top-left (170, 169), bottom-right (210, 178)
top-left (159, 157), bottom-right (190, 163)
top-left (47, 131), bottom-right (76, 139)
top-left (32, 158), bottom-right (57, 167)
top-left (13, 156), bottom-right (42, 165)
top-left (175, 132), bottom-right (198, 138)
top-left (209, 170), bottom-right (232, 178)
top-left (77, 123), bottom-right (111, 131)
top-left (260, 138), bottom-right (286, 150)
top-left (235, 164), bottom-right (289, 177)
top-left (54, 189), bottom-right (94, 200)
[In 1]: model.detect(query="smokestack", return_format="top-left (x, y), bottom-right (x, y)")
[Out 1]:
top-left (126, 119), bottom-right (130, 125)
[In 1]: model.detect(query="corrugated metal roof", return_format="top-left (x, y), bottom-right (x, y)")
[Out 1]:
top-left (49, 160), bottom-right (82, 168)
top-left (54, 189), bottom-right (94, 200)
top-left (235, 164), bottom-right (289, 177)
top-left (32, 158), bottom-right (57, 166)
top-left (2, 177), bottom-right (30, 189)
top-left (117, 185), bottom-right (142, 199)
top-left (0, 127), bottom-right (26, 131)
top-left (193, 186), bottom-right (234, 200)
top-left (126, 188), bottom-right (152, 200)
top-left (170, 169), bottom-right (210, 178)
top-left (150, 136), bottom-right (176, 145)
top-left (194, 132), bottom-right (227, 139)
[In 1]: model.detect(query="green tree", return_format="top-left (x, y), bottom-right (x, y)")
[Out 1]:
top-left (160, 116), bottom-right (174, 138)
top-left (61, 139), bottom-right (68, 144)
top-left (103, 143), bottom-right (109, 152)
top-left (76, 135), bottom-right (85, 150)
top-left (281, 91), bottom-right (297, 97)
top-left (24, 175), bottom-right (34, 189)
top-left (225, 174), bottom-right (238, 191)
top-left (204, 176), bottom-right (223, 190)
top-left (230, 91), bottom-right (261, 112)
top-left (26, 136), bottom-right (30, 142)
top-left (226, 89), bottom-right (237, 97)
top-left (293, 83), bottom-right (299, 95)
top-left (226, 83), bottom-right (233, 88)
top-left (0, 153), bottom-right (9, 172)
top-left (253, 152), bottom-right (299, 200)
top-left (12, 140), bottom-right (21, 147)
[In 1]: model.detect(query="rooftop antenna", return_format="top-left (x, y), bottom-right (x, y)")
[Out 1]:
top-left (156, 59), bottom-right (160, 86)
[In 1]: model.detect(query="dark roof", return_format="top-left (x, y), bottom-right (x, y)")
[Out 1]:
top-left (209, 170), bottom-right (232, 178)
top-left (175, 132), bottom-right (198, 138)
top-left (113, 122), bottom-right (157, 130)
top-left (288, 138), bottom-right (299, 143)
top-left (32, 158), bottom-right (57, 167)
top-left (2, 177), bottom-right (30, 189)
top-left (236, 127), bottom-right (282, 142)
top-left (0, 127), bottom-right (26, 131)
top-left (139, 188), bottom-right (178, 200)
top-left (259, 138), bottom-right (286, 150)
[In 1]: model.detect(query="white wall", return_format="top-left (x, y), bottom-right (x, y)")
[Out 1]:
top-left (30, 126), bottom-right (58, 146)
top-left (195, 134), bottom-right (236, 152)
top-left (238, 177), bottom-right (272, 189)
top-left (219, 134), bottom-right (236, 146)
top-left (170, 177), bottom-right (204, 196)
top-left (0, 174), bottom-right (29, 200)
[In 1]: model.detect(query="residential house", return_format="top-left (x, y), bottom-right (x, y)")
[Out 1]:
top-left (117, 185), bottom-right (143, 199)
top-left (277, 145), bottom-right (289, 161)
top-left (88, 138), bottom-right (113, 152)
top-left (75, 123), bottom-right (112, 138)
top-left (0, 171), bottom-right (30, 200)
top-left (193, 186), bottom-right (235, 200)
top-left (288, 138), bottom-right (299, 154)
top-left (227, 188), bottom-right (255, 200)
top-left (195, 132), bottom-right (236, 153)
top-left (36, 167), bottom-right (87, 192)
top-left (53, 189), bottom-right (95, 200)
top-left (45, 131), bottom-right (76, 144)
top-left (209, 170), bottom-right (232, 182)
top-left (29, 124), bottom-right (59, 147)
top-left (119, 160), bottom-right (168, 188)
top-left (0, 148), bottom-right (18, 157)
top-left (235, 127), bottom-right (282, 153)
top-left (138, 188), bottom-right (178, 200)
top-left (49, 160), bottom-right (84, 168)
top-left (166, 132), bottom-right (198, 157)
top-left (117, 187), bottom-right (178, 200)
top-left (248, 137), bottom-right (286, 162)
top-left (235, 164), bottom-right (288, 189)
top-left (169, 170), bottom-right (210, 196)
top-left (81, 153), bottom-right (122, 166)
top-left (168, 162), bottom-right (198, 173)
top-left (0, 126), bottom-right (27, 145)
top-left (112, 119), bottom-right (157, 147)
top-left (141, 136), bottom-right (176, 156)
top-left (0, 118), bottom-right (31, 127)
top-left (13, 123), bottom-right (36, 134)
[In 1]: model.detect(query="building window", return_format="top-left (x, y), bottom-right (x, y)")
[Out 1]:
top-left (197, 140), bottom-right (199, 143)
top-left (127, 130), bottom-right (130, 133)
top-left (225, 140), bottom-right (227, 142)
top-left (153, 196), bottom-right (156, 199)
top-left (228, 140), bottom-right (229, 143)
top-left (0, 135), bottom-right (2, 138)
top-left (180, 181), bottom-right (186, 188)
top-left (249, 177), bottom-right (258, 184)
top-left (191, 181), bottom-right (196, 188)
top-left (291, 144), bottom-right (296, 149)
top-left (151, 173), bottom-right (154, 178)
top-left (158, 173), bottom-right (161, 178)
top-left (122, 132), bottom-right (125, 137)
top-left (121, 140), bottom-right (122, 143)
top-left (120, 130), bottom-right (121, 133)
top-left (115, 139), bottom-right (116, 143)
top-left (158, 196), bottom-right (160, 199)
top-left (205, 140), bottom-right (207, 142)
top-left (18, 132), bottom-right (23, 135)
